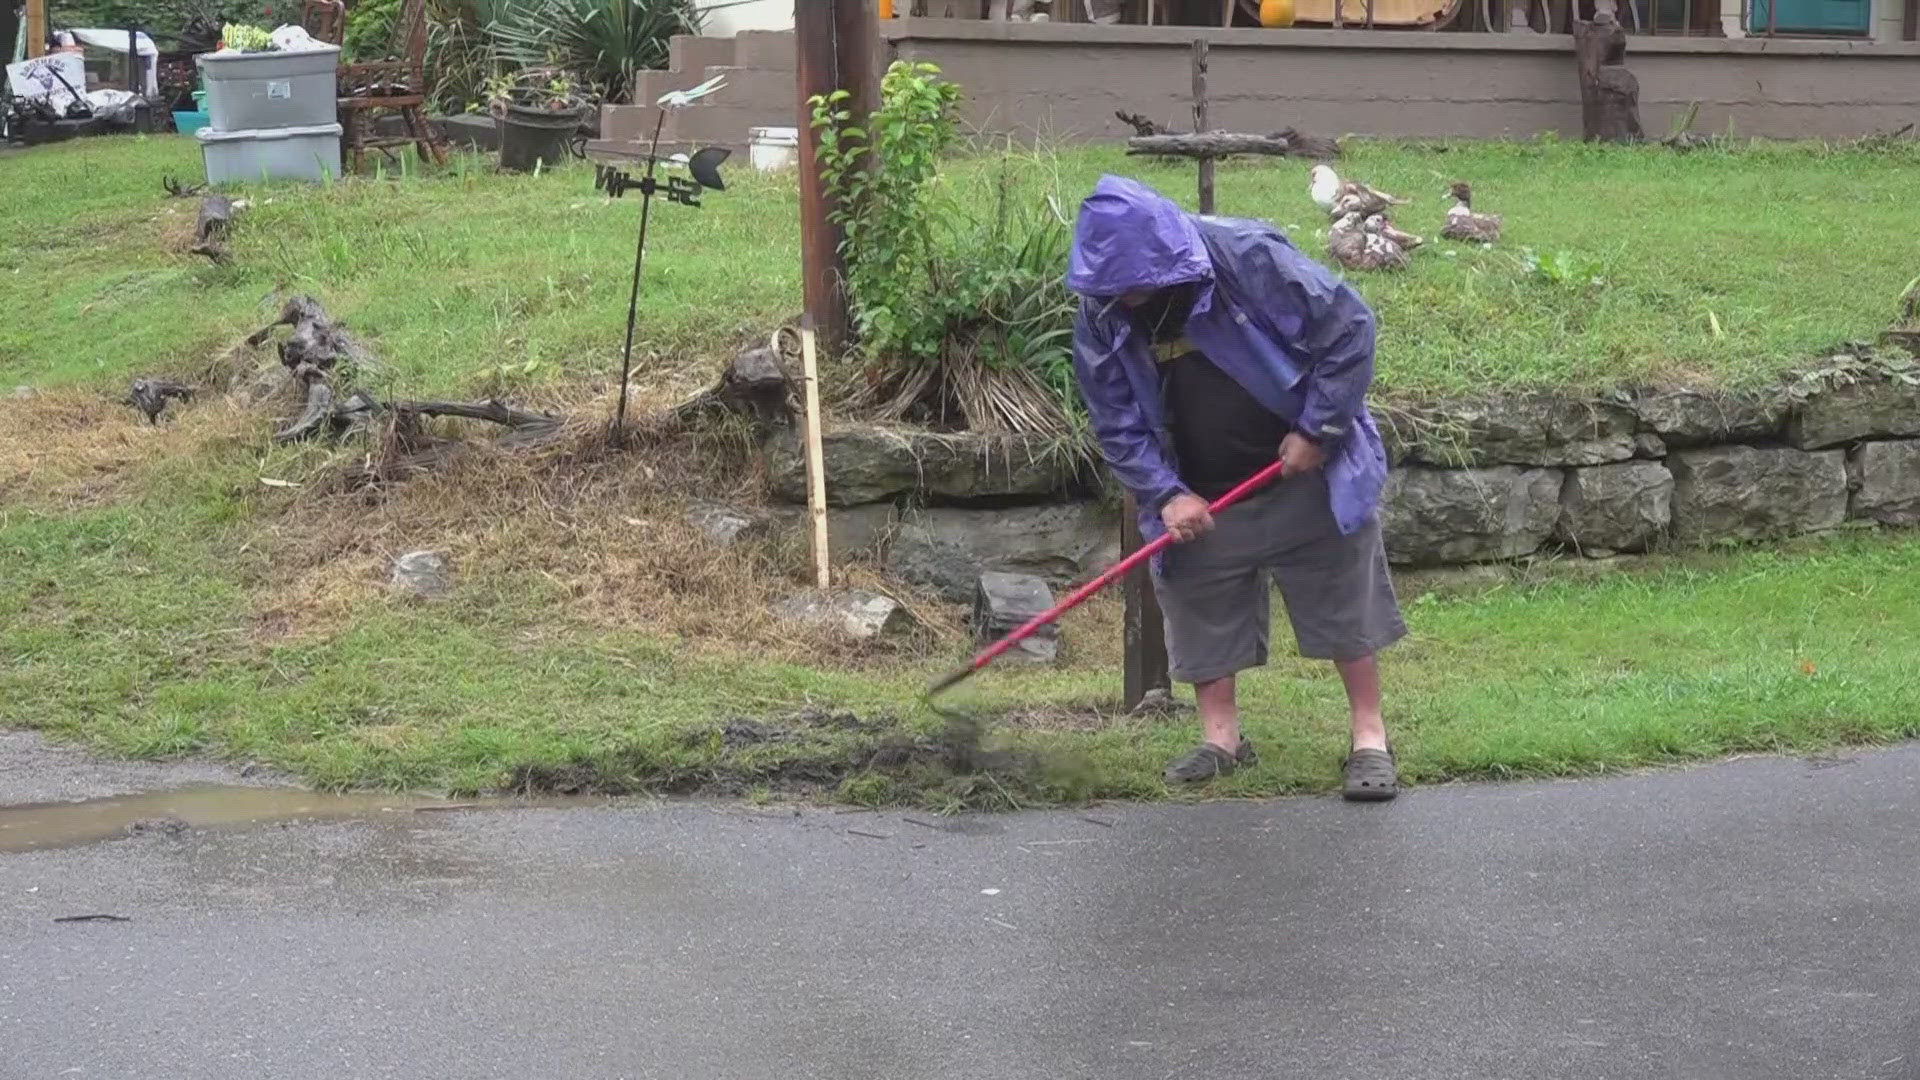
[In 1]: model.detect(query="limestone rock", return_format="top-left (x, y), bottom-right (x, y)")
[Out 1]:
top-left (971, 571), bottom-right (1058, 663)
top-left (767, 426), bottom-right (1085, 507)
top-left (766, 502), bottom-right (899, 564)
top-left (773, 590), bottom-right (910, 641)
top-left (1668, 446), bottom-right (1847, 544)
top-left (391, 551), bottom-right (452, 598)
top-left (1850, 440), bottom-right (1920, 525)
top-left (1379, 466), bottom-right (1565, 565)
top-left (1556, 460), bottom-right (1673, 554)
top-left (686, 503), bottom-right (765, 546)
top-left (1632, 388), bottom-right (1785, 448)
top-left (1788, 376), bottom-right (1920, 449)
top-left (1404, 396), bottom-right (1637, 468)
top-left (1633, 432), bottom-right (1668, 459)
top-left (687, 502), bottom-right (897, 564)
top-left (886, 502), bottom-right (1119, 602)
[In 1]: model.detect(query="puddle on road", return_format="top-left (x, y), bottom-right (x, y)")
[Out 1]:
top-left (0, 785), bottom-right (526, 854)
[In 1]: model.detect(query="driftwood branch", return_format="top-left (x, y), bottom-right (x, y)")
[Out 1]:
top-left (128, 378), bottom-right (195, 423)
top-left (274, 391), bottom-right (563, 446)
top-left (273, 379), bottom-right (337, 443)
top-left (390, 399), bottom-right (561, 430)
top-left (1115, 110), bottom-right (1168, 137)
top-left (247, 296), bottom-right (372, 376)
top-left (189, 195), bottom-right (234, 263)
top-left (1574, 14), bottom-right (1643, 144)
top-left (1125, 131), bottom-right (1328, 160)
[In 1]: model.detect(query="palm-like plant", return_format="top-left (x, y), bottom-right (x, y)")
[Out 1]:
top-left (486, 0), bottom-right (707, 104)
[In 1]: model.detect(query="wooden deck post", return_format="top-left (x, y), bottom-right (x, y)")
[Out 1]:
top-left (1121, 493), bottom-right (1170, 711)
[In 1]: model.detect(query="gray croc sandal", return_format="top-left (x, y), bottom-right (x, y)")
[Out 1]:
top-left (1164, 738), bottom-right (1256, 785)
top-left (1342, 745), bottom-right (1399, 802)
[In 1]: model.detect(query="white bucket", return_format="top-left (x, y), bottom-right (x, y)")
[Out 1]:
top-left (749, 126), bottom-right (800, 172)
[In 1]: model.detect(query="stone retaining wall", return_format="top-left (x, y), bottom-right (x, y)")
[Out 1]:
top-left (746, 363), bottom-right (1920, 597)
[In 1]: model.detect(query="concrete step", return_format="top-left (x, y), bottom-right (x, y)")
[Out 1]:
top-left (733, 29), bottom-right (796, 72)
top-left (671, 102), bottom-right (795, 149)
top-left (601, 103), bottom-right (671, 145)
top-left (668, 34), bottom-right (737, 75)
top-left (629, 69), bottom-right (698, 108)
top-left (698, 66), bottom-right (797, 114)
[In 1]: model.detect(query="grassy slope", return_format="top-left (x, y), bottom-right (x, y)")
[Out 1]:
top-left (4, 134), bottom-right (1920, 804)
top-left (5, 135), bottom-right (1917, 399)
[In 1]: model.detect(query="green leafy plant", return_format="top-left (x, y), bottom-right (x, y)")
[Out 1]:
top-left (809, 63), bottom-right (1085, 445)
top-left (810, 62), bottom-right (961, 363)
top-left (483, 65), bottom-right (584, 115)
top-left (220, 22), bottom-right (274, 51)
top-left (344, 0), bottom-right (402, 61)
top-left (1519, 247), bottom-right (1607, 290)
top-left (425, 0), bottom-right (512, 112)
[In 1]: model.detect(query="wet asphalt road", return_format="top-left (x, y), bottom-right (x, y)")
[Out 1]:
top-left (3, 735), bottom-right (1920, 1080)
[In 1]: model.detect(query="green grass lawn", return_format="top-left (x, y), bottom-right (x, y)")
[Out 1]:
top-left (4, 132), bottom-right (1920, 805)
top-left (5, 457), bottom-right (1918, 802)
top-left (4, 133), bottom-right (1916, 399)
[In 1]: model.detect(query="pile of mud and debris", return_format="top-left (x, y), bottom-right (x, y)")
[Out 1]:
top-left (502, 706), bottom-right (1076, 808)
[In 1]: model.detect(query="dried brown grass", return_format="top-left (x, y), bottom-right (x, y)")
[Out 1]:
top-left (249, 385), bottom-right (958, 665)
top-left (0, 388), bottom-right (256, 509)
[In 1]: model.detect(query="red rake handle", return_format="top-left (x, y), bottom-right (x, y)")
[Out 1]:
top-left (926, 458), bottom-right (1288, 698)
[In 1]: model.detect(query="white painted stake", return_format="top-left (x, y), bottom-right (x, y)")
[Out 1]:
top-left (799, 319), bottom-right (831, 589)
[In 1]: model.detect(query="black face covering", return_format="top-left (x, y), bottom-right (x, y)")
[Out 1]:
top-left (1129, 283), bottom-right (1200, 343)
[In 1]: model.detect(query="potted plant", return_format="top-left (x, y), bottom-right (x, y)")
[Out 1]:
top-left (488, 67), bottom-right (590, 172)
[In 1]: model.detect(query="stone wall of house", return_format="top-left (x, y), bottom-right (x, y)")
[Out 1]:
top-left (730, 363), bottom-right (1920, 600)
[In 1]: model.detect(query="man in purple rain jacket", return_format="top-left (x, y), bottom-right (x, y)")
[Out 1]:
top-left (1068, 175), bottom-right (1407, 800)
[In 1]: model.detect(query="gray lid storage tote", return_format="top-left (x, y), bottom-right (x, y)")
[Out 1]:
top-left (195, 45), bottom-right (340, 132)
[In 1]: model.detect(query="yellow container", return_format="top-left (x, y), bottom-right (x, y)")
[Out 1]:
top-left (1260, 0), bottom-right (1296, 25)
top-left (879, 0), bottom-right (894, 16)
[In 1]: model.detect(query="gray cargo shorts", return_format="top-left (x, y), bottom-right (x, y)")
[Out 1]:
top-left (1153, 470), bottom-right (1407, 684)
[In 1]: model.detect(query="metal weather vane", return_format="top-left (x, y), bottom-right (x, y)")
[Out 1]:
top-left (595, 74), bottom-right (732, 443)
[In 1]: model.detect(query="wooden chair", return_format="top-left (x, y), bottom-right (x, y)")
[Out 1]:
top-left (300, 0), bottom-right (346, 46)
top-left (303, 0), bottom-right (447, 170)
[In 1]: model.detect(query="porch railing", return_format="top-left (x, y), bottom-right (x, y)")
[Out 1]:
top-left (1002, 0), bottom-right (1914, 39)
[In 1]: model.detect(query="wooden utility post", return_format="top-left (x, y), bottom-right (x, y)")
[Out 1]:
top-left (795, 0), bottom-right (880, 354)
top-left (25, 0), bottom-right (47, 56)
top-left (1191, 39), bottom-right (1213, 214)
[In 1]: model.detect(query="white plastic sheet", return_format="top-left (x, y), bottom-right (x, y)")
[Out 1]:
top-left (62, 29), bottom-right (159, 95)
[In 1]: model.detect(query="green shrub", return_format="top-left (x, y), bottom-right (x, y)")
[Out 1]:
top-left (343, 0), bottom-right (401, 61)
top-left (810, 62), bottom-right (1084, 444)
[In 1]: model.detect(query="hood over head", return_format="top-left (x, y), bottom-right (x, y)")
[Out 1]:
top-left (1065, 175), bottom-right (1212, 298)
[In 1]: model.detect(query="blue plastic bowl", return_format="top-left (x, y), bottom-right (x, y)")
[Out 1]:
top-left (173, 110), bottom-right (211, 136)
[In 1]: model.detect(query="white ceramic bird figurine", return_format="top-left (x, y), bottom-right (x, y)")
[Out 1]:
top-left (1440, 181), bottom-right (1502, 244)
top-left (658, 74), bottom-right (726, 109)
top-left (1309, 165), bottom-right (1409, 220)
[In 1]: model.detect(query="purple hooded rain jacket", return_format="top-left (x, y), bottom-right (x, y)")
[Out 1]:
top-left (1066, 174), bottom-right (1388, 547)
